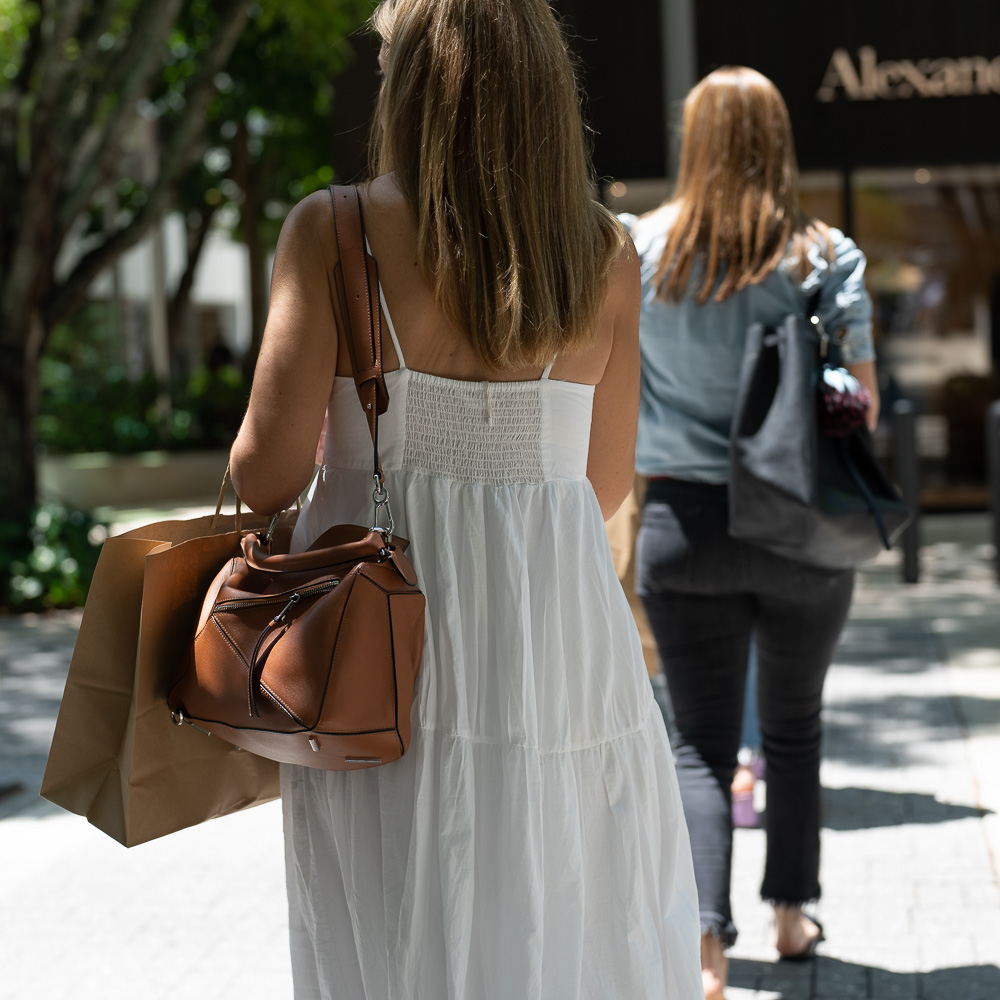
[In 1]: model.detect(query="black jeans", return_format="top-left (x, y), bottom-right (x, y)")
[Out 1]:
top-left (636, 478), bottom-right (854, 948)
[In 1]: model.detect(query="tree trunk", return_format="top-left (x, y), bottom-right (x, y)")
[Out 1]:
top-left (167, 204), bottom-right (218, 372)
top-left (0, 310), bottom-right (43, 529)
top-left (234, 120), bottom-right (267, 377)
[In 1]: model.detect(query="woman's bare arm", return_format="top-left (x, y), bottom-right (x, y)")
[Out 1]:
top-left (230, 192), bottom-right (340, 514)
top-left (587, 242), bottom-right (641, 520)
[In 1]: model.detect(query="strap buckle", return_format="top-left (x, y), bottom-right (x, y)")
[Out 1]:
top-left (371, 474), bottom-right (394, 544)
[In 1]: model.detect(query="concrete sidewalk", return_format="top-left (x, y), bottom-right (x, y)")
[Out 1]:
top-left (727, 515), bottom-right (1000, 999)
top-left (1, 514), bottom-right (999, 999)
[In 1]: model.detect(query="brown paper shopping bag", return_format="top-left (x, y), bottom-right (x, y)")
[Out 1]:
top-left (41, 508), bottom-right (296, 847)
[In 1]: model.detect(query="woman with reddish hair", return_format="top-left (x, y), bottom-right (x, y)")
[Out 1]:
top-left (624, 66), bottom-right (877, 999)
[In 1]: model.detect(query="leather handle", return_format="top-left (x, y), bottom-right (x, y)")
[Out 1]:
top-left (329, 184), bottom-right (387, 482)
top-left (241, 528), bottom-right (417, 585)
top-left (242, 529), bottom-right (383, 574)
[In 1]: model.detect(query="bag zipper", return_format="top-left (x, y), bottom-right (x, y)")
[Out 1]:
top-left (222, 579), bottom-right (337, 718)
top-left (215, 578), bottom-right (338, 613)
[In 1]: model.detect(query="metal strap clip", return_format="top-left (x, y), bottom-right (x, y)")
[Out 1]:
top-left (371, 473), bottom-right (394, 543)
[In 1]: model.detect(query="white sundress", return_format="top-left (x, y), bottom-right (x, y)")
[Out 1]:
top-left (282, 284), bottom-right (702, 1000)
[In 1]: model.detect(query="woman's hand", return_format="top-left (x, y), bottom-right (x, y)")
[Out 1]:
top-left (230, 192), bottom-right (340, 514)
top-left (847, 360), bottom-right (880, 431)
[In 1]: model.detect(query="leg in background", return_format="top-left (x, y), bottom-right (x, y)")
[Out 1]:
top-left (753, 566), bottom-right (855, 950)
top-left (731, 643), bottom-right (762, 828)
top-left (641, 588), bottom-right (755, 950)
top-left (637, 482), bottom-right (753, 996)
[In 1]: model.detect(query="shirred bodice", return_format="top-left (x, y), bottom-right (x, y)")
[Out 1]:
top-left (319, 367), bottom-right (595, 486)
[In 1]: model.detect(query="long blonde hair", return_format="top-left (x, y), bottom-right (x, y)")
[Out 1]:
top-left (655, 66), bottom-right (832, 305)
top-left (369, 0), bottom-right (625, 370)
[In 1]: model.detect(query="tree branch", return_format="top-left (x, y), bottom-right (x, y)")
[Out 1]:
top-left (44, 175), bottom-right (177, 331)
top-left (30, 0), bottom-right (91, 121)
top-left (10, 6), bottom-right (44, 95)
top-left (45, 0), bottom-right (252, 329)
top-left (1, 1), bottom-right (108, 329)
top-left (0, 138), bottom-right (59, 343)
top-left (50, 0), bottom-right (126, 134)
top-left (54, 0), bottom-right (187, 237)
top-left (168, 202), bottom-right (219, 351)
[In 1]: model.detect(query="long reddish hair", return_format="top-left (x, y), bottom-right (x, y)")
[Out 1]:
top-left (655, 66), bottom-right (832, 305)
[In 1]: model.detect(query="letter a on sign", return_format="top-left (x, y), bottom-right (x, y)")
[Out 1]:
top-left (816, 48), bottom-right (865, 101)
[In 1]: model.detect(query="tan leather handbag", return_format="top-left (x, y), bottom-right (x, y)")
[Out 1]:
top-left (168, 185), bottom-right (426, 771)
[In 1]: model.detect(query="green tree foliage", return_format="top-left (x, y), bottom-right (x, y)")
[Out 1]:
top-left (0, 0), bottom-right (249, 538)
top-left (163, 0), bottom-right (372, 369)
top-left (0, 0), bottom-right (374, 610)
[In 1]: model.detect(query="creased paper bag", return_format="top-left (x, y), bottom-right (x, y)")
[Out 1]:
top-left (42, 511), bottom-right (295, 847)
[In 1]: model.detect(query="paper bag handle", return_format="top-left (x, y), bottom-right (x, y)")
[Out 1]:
top-left (210, 466), bottom-right (301, 532)
top-left (211, 467), bottom-right (244, 531)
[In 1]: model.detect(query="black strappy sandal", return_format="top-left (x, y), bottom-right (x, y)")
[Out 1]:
top-left (778, 914), bottom-right (825, 962)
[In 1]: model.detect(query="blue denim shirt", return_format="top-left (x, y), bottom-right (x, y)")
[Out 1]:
top-left (620, 206), bottom-right (875, 483)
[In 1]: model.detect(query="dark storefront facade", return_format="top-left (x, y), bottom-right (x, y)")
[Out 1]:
top-left (560, 0), bottom-right (1000, 507)
top-left (333, 1), bottom-right (1000, 507)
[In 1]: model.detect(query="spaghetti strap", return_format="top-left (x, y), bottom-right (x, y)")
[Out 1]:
top-left (540, 358), bottom-right (556, 380)
top-left (365, 237), bottom-right (406, 368)
top-left (377, 283), bottom-right (406, 369)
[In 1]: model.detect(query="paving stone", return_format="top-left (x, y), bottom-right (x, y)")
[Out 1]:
top-left (868, 968), bottom-right (920, 996)
top-left (920, 964), bottom-right (1000, 1000)
top-left (813, 957), bottom-right (870, 998)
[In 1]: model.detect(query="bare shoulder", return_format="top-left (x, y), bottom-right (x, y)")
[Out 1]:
top-left (610, 233), bottom-right (640, 286)
top-left (362, 173), bottom-right (410, 210)
top-left (264, 190), bottom-right (340, 350)
top-left (603, 235), bottom-right (641, 326)
top-left (276, 189), bottom-right (336, 263)
top-left (266, 190), bottom-right (341, 311)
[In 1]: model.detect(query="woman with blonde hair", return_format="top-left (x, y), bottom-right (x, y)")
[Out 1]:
top-left (229, 1), bottom-right (702, 997)
top-left (623, 66), bottom-right (878, 999)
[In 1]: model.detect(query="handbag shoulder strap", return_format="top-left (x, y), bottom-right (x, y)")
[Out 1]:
top-left (328, 184), bottom-right (387, 484)
top-left (806, 287), bottom-right (823, 320)
top-left (805, 286), bottom-right (833, 361)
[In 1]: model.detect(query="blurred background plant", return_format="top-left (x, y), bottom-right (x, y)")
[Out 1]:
top-left (0, 505), bottom-right (108, 612)
top-left (36, 304), bottom-right (249, 454)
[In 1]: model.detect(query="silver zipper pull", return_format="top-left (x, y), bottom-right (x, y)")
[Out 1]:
top-left (272, 592), bottom-right (301, 625)
top-left (264, 514), bottom-right (280, 546)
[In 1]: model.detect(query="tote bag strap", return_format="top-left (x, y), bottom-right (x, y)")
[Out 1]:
top-left (804, 287), bottom-right (830, 359)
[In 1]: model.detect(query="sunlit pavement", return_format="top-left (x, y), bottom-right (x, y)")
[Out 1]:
top-left (727, 514), bottom-right (1000, 1000)
top-left (1, 512), bottom-right (999, 999)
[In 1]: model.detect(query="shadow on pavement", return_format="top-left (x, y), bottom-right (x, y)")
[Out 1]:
top-left (822, 785), bottom-right (990, 831)
top-left (0, 612), bottom-right (80, 818)
top-left (730, 955), bottom-right (1000, 1000)
top-left (823, 692), bottom-right (1000, 769)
